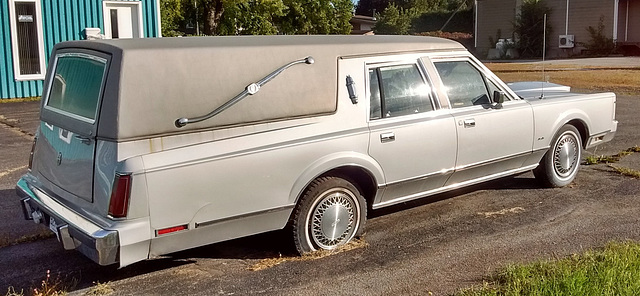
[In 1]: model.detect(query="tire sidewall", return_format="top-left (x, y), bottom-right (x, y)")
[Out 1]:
top-left (544, 125), bottom-right (582, 187)
top-left (293, 177), bottom-right (366, 254)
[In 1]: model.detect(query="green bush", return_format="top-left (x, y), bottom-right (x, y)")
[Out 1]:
top-left (412, 9), bottom-right (473, 33)
top-left (373, 4), bottom-right (418, 35)
top-left (580, 15), bottom-right (616, 56)
top-left (513, 0), bottom-right (552, 58)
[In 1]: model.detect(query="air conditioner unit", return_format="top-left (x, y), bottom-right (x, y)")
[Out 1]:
top-left (559, 35), bottom-right (575, 48)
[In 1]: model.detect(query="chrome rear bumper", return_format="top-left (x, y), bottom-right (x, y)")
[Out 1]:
top-left (16, 178), bottom-right (119, 266)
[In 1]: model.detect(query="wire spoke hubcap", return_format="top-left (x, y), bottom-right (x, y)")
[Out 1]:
top-left (311, 191), bottom-right (356, 249)
top-left (553, 133), bottom-right (579, 178)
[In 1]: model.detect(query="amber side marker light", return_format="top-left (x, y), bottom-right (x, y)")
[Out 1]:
top-left (156, 225), bottom-right (188, 236)
top-left (108, 174), bottom-right (132, 218)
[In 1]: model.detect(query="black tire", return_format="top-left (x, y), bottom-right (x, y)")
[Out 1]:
top-left (533, 125), bottom-right (582, 188)
top-left (292, 176), bottom-right (367, 254)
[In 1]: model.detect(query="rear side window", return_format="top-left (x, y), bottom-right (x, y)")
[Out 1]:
top-left (369, 64), bottom-right (434, 119)
top-left (46, 53), bottom-right (107, 122)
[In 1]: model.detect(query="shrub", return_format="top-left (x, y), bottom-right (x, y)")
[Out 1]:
top-left (580, 15), bottom-right (615, 56)
top-left (373, 4), bottom-right (418, 35)
top-left (513, 0), bottom-right (552, 58)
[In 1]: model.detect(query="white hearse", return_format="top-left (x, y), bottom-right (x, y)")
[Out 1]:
top-left (16, 36), bottom-right (617, 267)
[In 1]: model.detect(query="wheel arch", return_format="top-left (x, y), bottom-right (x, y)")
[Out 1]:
top-left (316, 166), bottom-right (378, 209)
top-left (288, 152), bottom-right (384, 214)
top-left (565, 119), bottom-right (589, 148)
top-left (542, 108), bottom-right (591, 150)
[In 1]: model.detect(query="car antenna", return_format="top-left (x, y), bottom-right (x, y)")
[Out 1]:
top-left (539, 13), bottom-right (547, 100)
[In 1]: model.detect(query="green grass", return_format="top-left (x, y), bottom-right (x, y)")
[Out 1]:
top-left (610, 166), bottom-right (640, 179)
top-left (458, 241), bottom-right (640, 296)
top-left (584, 146), bottom-right (640, 165)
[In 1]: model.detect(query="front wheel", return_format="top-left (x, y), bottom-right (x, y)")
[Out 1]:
top-left (291, 176), bottom-right (366, 254)
top-left (534, 125), bottom-right (582, 187)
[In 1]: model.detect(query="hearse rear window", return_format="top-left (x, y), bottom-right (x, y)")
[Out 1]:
top-left (46, 53), bottom-right (107, 122)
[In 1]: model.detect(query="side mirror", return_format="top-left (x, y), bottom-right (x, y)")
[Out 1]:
top-left (492, 90), bottom-right (505, 109)
top-left (493, 90), bottom-right (505, 104)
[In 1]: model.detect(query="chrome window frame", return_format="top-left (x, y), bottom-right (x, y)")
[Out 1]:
top-left (365, 58), bottom-right (440, 122)
top-left (426, 53), bottom-right (522, 109)
top-left (42, 52), bottom-right (110, 125)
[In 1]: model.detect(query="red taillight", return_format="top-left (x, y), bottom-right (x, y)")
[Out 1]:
top-left (28, 137), bottom-right (37, 169)
top-left (108, 174), bottom-right (132, 218)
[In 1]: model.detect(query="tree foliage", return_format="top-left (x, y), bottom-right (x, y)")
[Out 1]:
top-left (160, 0), bottom-right (186, 36)
top-left (356, 0), bottom-right (452, 17)
top-left (369, 0), bottom-right (472, 35)
top-left (160, 0), bottom-right (353, 36)
top-left (513, 0), bottom-right (552, 58)
top-left (219, 0), bottom-right (286, 35)
top-left (279, 0), bottom-right (354, 34)
top-left (372, 4), bottom-right (416, 35)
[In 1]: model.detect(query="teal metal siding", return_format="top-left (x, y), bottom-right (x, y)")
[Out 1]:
top-left (0, 1), bottom-right (43, 99)
top-left (0, 3), bottom-right (13, 98)
top-left (0, 0), bottom-right (159, 99)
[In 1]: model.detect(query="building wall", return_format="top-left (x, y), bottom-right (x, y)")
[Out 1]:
top-left (550, 0), bottom-right (614, 56)
top-left (476, 0), bottom-right (619, 58)
top-left (618, 0), bottom-right (640, 42)
top-left (475, 0), bottom-right (518, 56)
top-left (0, 0), bottom-right (160, 99)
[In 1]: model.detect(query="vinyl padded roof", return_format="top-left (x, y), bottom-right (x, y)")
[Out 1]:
top-left (48, 35), bottom-right (465, 140)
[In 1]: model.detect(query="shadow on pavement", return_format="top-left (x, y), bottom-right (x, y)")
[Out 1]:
top-left (1, 227), bottom-right (295, 293)
top-left (370, 173), bottom-right (542, 219)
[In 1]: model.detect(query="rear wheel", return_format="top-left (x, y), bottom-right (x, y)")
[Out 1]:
top-left (534, 125), bottom-right (582, 187)
top-left (292, 176), bottom-right (366, 254)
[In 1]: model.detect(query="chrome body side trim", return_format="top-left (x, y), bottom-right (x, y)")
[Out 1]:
top-left (453, 151), bottom-right (531, 172)
top-left (384, 168), bottom-right (455, 187)
top-left (195, 205), bottom-right (295, 229)
top-left (373, 164), bottom-right (538, 209)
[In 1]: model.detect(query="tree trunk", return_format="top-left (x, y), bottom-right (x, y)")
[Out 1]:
top-left (203, 0), bottom-right (224, 35)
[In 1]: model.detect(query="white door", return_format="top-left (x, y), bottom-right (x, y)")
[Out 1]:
top-left (103, 1), bottom-right (142, 39)
top-left (431, 59), bottom-right (534, 185)
top-left (366, 62), bottom-right (457, 206)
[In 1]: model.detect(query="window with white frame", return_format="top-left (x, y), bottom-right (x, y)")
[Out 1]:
top-left (9, 0), bottom-right (46, 80)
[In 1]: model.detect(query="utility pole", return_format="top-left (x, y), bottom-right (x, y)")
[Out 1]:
top-left (195, 0), bottom-right (200, 35)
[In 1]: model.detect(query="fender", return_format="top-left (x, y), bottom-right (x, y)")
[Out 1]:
top-left (288, 151), bottom-right (385, 205)
top-left (533, 105), bottom-right (591, 151)
top-left (551, 109), bottom-right (589, 141)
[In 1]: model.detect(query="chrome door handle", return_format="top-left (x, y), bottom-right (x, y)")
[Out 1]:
top-left (463, 119), bottom-right (476, 128)
top-left (74, 135), bottom-right (92, 145)
top-left (380, 132), bottom-right (396, 143)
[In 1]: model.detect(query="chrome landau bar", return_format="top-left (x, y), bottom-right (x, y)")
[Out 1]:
top-left (175, 56), bottom-right (315, 128)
